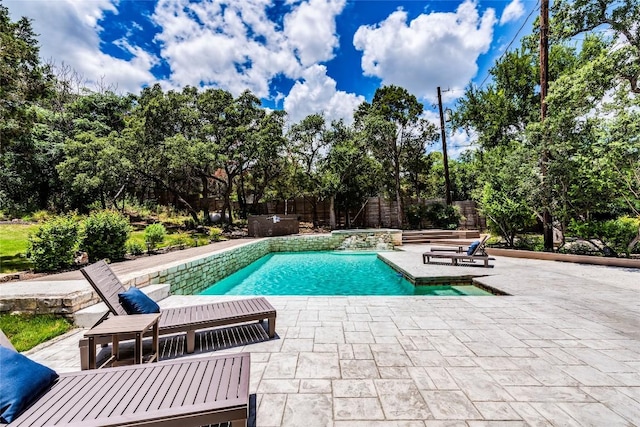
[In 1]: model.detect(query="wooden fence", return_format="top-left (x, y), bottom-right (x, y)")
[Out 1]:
top-left (199, 196), bottom-right (485, 230)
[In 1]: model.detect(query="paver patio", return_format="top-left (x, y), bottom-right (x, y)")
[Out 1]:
top-left (17, 244), bottom-right (640, 426)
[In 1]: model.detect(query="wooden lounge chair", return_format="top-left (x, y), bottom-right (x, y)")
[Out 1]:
top-left (3, 333), bottom-right (251, 427)
top-left (422, 235), bottom-right (495, 268)
top-left (79, 260), bottom-right (276, 368)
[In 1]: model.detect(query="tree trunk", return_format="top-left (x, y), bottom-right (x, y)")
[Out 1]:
top-left (329, 195), bottom-right (336, 229)
top-left (201, 176), bottom-right (210, 224)
top-left (394, 162), bottom-right (403, 228)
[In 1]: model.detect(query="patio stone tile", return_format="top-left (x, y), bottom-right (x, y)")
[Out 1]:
top-left (465, 341), bottom-right (510, 357)
top-left (408, 336), bottom-right (436, 351)
top-left (406, 350), bottom-right (448, 367)
top-left (413, 316), bottom-right (450, 330)
top-left (313, 343), bottom-right (338, 352)
top-left (540, 348), bottom-right (584, 365)
top-left (446, 367), bottom-right (513, 401)
top-left (262, 353), bottom-right (298, 379)
top-left (508, 402), bottom-right (553, 427)
top-left (379, 367), bottom-right (410, 378)
top-left (374, 335), bottom-right (402, 343)
top-left (314, 326), bottom-right (345, 344)
top-left (352, 343), bottom-right (374, 359)
top-left (334, 397), bottom-right (385, 420)
top-left (582, 386), bottom-right (640, 423)
top-left (372, 350), bottom-right (414, 367)
top-left (562, 365), bottom-right (621, 386)
top-left (375, 379), bottom-right (432, 419)
top-left (424, 367), bottom-right (459, 390)
top-left (256, 393), bottom-right (286, 427)
top-left (348, 313), bottom-right (373, 322)
top-left (422, 420), bottom-right (466, 427)
top-left (338, 343), bottom-right (355, 359)
top-left (502, 347), bottom-right (538, 358)
top-left (408, 367), bottom-right (436, 389)
top-left (600, 348), bottom-right (640, 362)
top-left (257, 379), bottom-right (300, 393)
top-left (505, 386), bottom-right (595, 402)
top-left (444, 357), bottom-right (476, 367)
top-left (333, 379), bottom-right (378, 397)
top-left (557, 402), bottom-right (631, 426)
top-left (281, 394), bottom-right (332, 427)
top-left (466, 422), bottom-right (528, 426)
top-left (473, 402), bottom-right (521, 420)
top-left (473, 357), bottom-right (518, 371)
top-left (340, 359), bottom-right (380, 379)
top-left (295, 352), bottom-right (340, 379)
top-left (427, 336), bottom-right (475, 357)
top-left (345, 331), bottom-right (375, 344)
top-left (562, 347), bottom-right (634, 373)
top-left (530, 402), bottom-right (583, 426)
top-left (280, 338), bottom-right (314, 352)
top-left (300, 379), bottom-right (332, 393)
top-left (420, 390), bottom-right (482, 420)
top-left (608, 371), bottom-right (640, 386)
top-left (487, 370), bottom-right (542, 386)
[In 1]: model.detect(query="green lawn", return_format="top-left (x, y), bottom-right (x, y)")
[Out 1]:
top-left (0, 224), bottom-right (38, 273)
top-left (0, 314), bottom-right (72, 351)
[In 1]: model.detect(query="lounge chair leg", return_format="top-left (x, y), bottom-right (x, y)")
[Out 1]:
top-left (186, 331), bottom-right (195, 353)
top-left (268, 317), bottom-right (276, 338)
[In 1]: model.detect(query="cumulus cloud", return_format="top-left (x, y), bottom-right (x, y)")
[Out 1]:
top-left (152, 0), bottom-right (346, 97)
top-left (284, 65), bottom-right (364, 124)
top-left (8, 0), bottom-right (157, 93)
top-left (353, 0), bottom-right (496, 102)
top-left (500, 0), bottom-right (525, 25)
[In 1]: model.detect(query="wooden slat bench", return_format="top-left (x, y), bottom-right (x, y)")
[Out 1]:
top-left (10, 352), bottom-right (251, 427)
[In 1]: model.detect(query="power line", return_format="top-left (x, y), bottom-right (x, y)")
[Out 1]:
top-left (477, 0), bottom-right (541, 89)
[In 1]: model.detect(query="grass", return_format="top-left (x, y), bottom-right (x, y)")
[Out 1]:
top-left (0, 224), bottom-right (38, 273)
top-left (0, 314), bottom-right (72, 352)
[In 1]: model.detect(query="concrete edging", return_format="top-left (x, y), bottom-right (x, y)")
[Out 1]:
top-left (486, 248), bottom-right (640, 268)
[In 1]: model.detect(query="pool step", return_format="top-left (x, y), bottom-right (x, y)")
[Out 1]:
top-left (74, 284), bottom-right (170, 328)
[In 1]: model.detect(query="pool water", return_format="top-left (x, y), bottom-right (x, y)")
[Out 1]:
top-left (199, 251), bottom-right (492, 296)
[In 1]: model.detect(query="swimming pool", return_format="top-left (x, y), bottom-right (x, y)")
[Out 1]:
top-left (199, 251), bottom-right (492, 296)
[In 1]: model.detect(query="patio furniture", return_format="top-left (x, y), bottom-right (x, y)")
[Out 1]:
top-left (1, 328), bottom-right (251, 427)
top-left (422, 235), bottom-right (495, 268)
top-left (79, 260), bottom-right (276, 369)
top-left (84, 313), bottom-right (160, 369)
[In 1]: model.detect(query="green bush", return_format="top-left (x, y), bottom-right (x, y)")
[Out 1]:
top-left (27, 216), bottom-right (80, 271)
top-left (405, 204), bottom-right (429, 229)
top-left (424, 203), bottom-right (461, 230)
top-left (209, 227), bottom-right (223, 241)
top-left (81, 210), bottom-right (131, 262)
top-left (568, 216), bottom-right (640, 256)
top-left (144, 223), bottom-right (166, 251)
top-left (126, 241), bottom-right (145, 256)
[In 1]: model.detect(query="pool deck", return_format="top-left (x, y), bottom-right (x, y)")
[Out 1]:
top-left (10, 242), bottom-right (640, 426)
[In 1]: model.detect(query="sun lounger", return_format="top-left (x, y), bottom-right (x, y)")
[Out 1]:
top-left (79, 260), bottom-right (276, 368)
top-left (1, 328), bottom-right (251, 427)
top-left (423, 235), bottom-right (494, 267)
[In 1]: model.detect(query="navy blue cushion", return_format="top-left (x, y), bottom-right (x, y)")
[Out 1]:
top-left (118, 286), bottom-right (160, 314)
top-left (467, 240), bottom-right (480, 255)
top-left (0, 345), bottom-right (59, 423)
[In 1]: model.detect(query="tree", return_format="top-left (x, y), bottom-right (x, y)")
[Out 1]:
top-left (355, 85), bottom-right (436, 228)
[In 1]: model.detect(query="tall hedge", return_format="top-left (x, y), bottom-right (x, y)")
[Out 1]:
top-left (81, 210), bottom-right (131, 262)
top-left (27, 216), bottom-right (80, 272)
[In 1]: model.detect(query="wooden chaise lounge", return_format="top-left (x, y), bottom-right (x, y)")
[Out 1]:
top-left (422, 235), bottom-right (495, 268)
top-left (79, 260), bottom-right (276, 368)
top-left (6, 342), bottom-right (251, 426)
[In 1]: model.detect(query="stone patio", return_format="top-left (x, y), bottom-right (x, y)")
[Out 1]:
top-left (19, 245), bottom-right (640, 426)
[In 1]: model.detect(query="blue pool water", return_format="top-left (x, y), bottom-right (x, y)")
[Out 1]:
top-left (199, 251), bottom-right (491, 296)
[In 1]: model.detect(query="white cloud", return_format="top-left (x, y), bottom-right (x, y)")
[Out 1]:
top-left (152, 0), bottom-right (346, 97)
top-left (353, 0), bottom-right (496, 102)
top-left (284, 65), bottom-right (364, 124)
top-left (7, 0), bottom-right (157, 93)
top-left (500, 0), bottom-right (525, 25)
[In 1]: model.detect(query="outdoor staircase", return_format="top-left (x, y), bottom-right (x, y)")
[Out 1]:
top-left (402, 229), bottom-right (481, 245)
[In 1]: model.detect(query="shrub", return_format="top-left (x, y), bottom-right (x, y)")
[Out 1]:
top-left (126, 241), bottom-right (145, 256)
top-left (405, 204), bottom-right (429, 229)
top-left (30, 210), bottom-right (53, 223)
top-left (144, 223), bottom-right (166, 251)
top-left (424, 203), bottom-right (462, 230)
top-left (81, 210), bottom-right (131, 262)
top-left (209, 227), bottom-right (223, 242)
top-left (568, 216), bottom-right (640, 257)
top-left (27, 216), bottom-right (80, 271)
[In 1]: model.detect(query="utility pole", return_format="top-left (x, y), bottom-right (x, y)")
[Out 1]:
top-left (437, 87), bottom-right (452, 206)
top-left (540, 0), bottom-right (553, 251)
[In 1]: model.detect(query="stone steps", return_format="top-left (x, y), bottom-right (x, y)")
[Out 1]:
top-left (402, 230), bottom-right (481, 245)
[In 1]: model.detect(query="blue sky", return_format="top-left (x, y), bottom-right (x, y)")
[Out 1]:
top-left (7, 0), bottom-right (538, 151)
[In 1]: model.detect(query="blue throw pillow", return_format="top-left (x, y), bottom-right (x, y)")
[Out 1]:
top-left (118, 286), bottom-right (160, 314)
top-left (0, 346), bottom-right (59, 423)
top-left (467, 240), bottom-right (480, 255)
